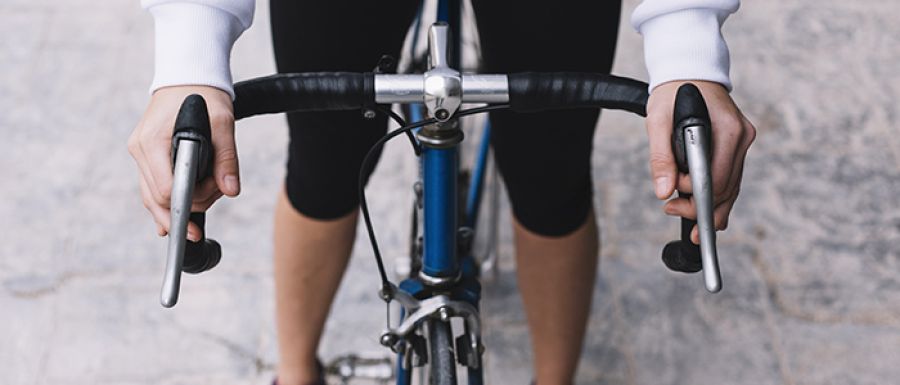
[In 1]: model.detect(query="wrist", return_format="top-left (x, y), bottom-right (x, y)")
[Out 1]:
top-left (147, 3), bottom-right (245, 98)
top-left (634, 8), bottom-right (734, 92)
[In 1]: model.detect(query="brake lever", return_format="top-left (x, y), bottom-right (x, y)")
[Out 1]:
top-left (661, 83), bottom-right (722, 293)
top-left (160, 94), bottom-right (222, 308)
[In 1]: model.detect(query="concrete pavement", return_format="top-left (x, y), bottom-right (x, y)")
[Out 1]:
top-left (2, 0), bottom-right (900, 384)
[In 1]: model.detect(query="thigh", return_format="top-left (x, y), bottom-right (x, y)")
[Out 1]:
top-left (472, 0), bottom-right (623, 236)
top-left (270, 0), bottom-right (419, 219)
top-left (271, 0), bottom-right (420, 72)
top-left (472, 0), bottom-right (621, 73)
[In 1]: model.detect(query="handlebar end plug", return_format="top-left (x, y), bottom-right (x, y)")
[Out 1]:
top-left (661, 240), bottom-right (702, 274)
top-left (182, 239), bottom-right (222, 274)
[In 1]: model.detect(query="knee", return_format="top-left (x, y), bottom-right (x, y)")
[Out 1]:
top-left (507, 181), bottom-right (594, 237)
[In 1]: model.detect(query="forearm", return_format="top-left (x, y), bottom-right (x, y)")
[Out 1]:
top-left (631, 0), bottom-right (740, 91)
top-left (142, 0), bottom-right (255, 98)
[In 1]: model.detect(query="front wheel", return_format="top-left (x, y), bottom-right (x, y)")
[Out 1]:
top-left (427, 319), bottom-right (458, 385)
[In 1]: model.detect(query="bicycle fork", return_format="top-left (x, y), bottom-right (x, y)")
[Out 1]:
top-left (379, 283), bottom-right (484, 371)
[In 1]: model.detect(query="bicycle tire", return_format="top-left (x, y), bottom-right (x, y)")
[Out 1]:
top-left (407, 199), bottom-right (423, 278)
top-left (427, 319), bottom-right (458, 385)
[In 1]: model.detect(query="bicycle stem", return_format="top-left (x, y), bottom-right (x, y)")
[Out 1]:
top-left (423, 22), bottom-right (461, 122)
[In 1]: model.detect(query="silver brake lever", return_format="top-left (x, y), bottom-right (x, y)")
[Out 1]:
top-left (160, 139), bottom-right (200, 307)
top-left (683, 125), bottom-right (721, 292)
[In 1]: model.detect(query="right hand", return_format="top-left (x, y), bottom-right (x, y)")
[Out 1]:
top-left (127, 85), bottom-right (240, 242)
top-left (645, 80), bottom-right (756, 244)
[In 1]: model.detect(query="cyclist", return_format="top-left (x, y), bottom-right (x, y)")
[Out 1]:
top-left (129, 1), bottom-right (756, 384)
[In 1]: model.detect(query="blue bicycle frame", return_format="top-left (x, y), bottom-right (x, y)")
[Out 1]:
top-left (396, 0), bottom-right (491, 383)
top-left (418, 0), bottom-right (491, 280)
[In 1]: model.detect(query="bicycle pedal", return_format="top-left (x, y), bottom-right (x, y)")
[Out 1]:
top-left (325, 354), bottom-right (394, 384)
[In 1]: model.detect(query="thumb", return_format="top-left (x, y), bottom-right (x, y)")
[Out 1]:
top-left (210, 113), bottom-right (240, 197)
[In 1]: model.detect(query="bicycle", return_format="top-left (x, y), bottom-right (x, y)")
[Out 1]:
top-left (156, 8), bottom-right (723, 385)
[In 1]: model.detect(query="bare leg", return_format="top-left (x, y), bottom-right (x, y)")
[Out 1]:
top-left (515, 209), bottom-right (599, 385)
top-left (273, 189), bottom-right (358, 385)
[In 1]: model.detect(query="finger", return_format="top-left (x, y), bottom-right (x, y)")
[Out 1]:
top-left (186, 221), bottom-right (203, 242)
top-left (711, 119), bottom-right (752, 207)
top-left (191, 190), bottom-right (224, 212)
top-left (714, 148), bottom-right (745, 207)
top-left (140, 131), bottom-right (175, 207)
top-left (668, 157), bottom-right (744, 222)
top-left (663, 197), bottom-right (695, 220)
top-left (192, 177), bottom-right (222, 206)
top-left (705, 139), bottom-right (747, 232)
top-left (674, 173), bottom-right (693, 194)
top-left (668, 189), bottom-right (739, 228)
top-left (209, 112), bottom-right (241, 197)
top-left (726, 117), bottom-right (755, 195)
top-left (130, 132), bottom-right (171, 208)
top-left (141, 175), bottom-right (203, 242)
top-left (670, 194), bottom-right (735, 245)
top-left (139, 176), bottom-right (172, 234)
top-left (713, 199), bottom-right (736, 231)
top-left (708, 113), bottom-right (743, 198)
top-left (646, 110), bottom-right (678, 200)
top-left (680, 191), bottom-right (737, 245)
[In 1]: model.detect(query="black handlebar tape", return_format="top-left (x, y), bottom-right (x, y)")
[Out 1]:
top-left (507, 72), bottom-right (649, 116)
top-left (172, 94), bottom-right (221, 275)
top-left (232, 72), bottom-right (649, 120)
top-left (661, 83), bottom-right (710, 274)
top-left (233, 72), bottom-right (373, 120)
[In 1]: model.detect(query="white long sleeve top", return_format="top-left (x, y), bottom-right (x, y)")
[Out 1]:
top-left (141, 0), bottom-right (740, 98)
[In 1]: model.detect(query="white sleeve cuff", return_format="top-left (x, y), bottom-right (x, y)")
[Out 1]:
top-left (633, 8), bottom-right (734, 92)
top-left (146, 2), bottom-right (246, 98)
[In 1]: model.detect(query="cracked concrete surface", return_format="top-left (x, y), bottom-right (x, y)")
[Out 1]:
top-left (2, 0), bottom-right (900, 384)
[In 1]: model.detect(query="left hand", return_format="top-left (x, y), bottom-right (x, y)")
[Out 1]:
top-left (644, 80), bottom-right (757, 244)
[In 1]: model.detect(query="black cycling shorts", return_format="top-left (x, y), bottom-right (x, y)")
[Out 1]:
top-left (270, 0), bottom-right (621, 237)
